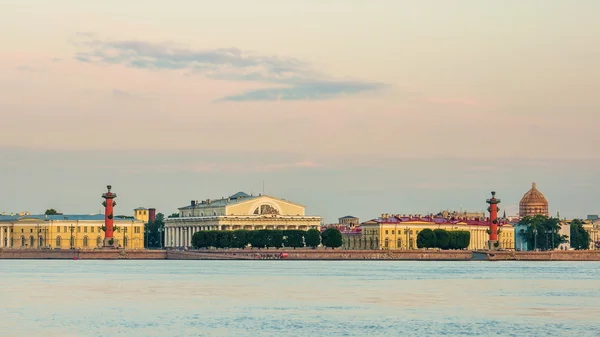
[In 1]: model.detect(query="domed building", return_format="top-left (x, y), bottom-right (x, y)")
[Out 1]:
top-left (519, 182), bottom-right (549, 217)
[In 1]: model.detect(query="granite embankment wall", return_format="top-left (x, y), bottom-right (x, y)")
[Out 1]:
top-left (165, 249), bottom-right (473, 260)
top-left (0, 249), bottom-right (166, 259)
top-left (481, 250), bottom-right (600, 261)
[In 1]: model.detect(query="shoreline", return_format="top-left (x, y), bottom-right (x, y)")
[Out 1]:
top-left (2, 248), bottom-right (600, 261)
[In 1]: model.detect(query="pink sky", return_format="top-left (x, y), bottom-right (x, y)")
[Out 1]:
top-left (1, 1), bottom-right (599, 221)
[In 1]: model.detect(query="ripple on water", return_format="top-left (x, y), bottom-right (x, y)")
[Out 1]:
top-left (1, 260), bottom-right (600, 336)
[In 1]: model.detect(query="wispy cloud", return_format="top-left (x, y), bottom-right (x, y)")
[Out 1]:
top-left (71, 34), bottom-right (385, 101)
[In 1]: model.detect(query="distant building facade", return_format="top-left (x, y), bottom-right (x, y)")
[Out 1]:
top-left (344, 213), bottom-right (514, 250)
top-left (134, 207), bottom-right (156, 223)
top-left (338, 216), bottom-right (359, 228)
top-left (0, 213), bottom-right (145, 249)
top-left (164, 192), bottom-right (321, 248)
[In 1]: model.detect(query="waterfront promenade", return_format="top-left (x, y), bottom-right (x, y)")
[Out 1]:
top-left (2, 248), bottom-right (600, 261)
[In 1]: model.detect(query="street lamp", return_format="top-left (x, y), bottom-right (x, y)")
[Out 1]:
top-left (158, 227), bottom-right (164, 249)
top-left (69, 225), bottom-right (75, 249)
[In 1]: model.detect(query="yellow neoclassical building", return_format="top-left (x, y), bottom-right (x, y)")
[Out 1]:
top-left (164, 192), bottom-right (321, 248)
top-left (346, 213), bottom-right (514, 250)
top-left (0, 213), bottom-right (145, 249)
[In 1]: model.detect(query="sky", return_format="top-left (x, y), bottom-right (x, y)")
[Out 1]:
top-left (1, 1), bottom-right (599, 222)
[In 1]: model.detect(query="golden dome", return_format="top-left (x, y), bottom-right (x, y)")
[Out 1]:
top-left (519, 182), bottom-right (549, 217)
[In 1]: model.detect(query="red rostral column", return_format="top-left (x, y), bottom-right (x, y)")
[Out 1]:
top-left (102, 185), bottom-right (117, 245)
top-left (486, 191), bottom-right (501, 248)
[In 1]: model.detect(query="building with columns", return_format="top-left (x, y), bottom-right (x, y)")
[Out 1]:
top-left (164, 192), bottom-right (321, 248)
top-left (0, 213), bottom-right (145, 249)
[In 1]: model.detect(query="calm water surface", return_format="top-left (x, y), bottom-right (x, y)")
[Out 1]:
top-left (1, 260), bottom-right (599, 336)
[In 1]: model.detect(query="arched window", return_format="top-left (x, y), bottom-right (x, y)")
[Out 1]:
top-left (70, 236), bottom-right (75, 248)
top-left (21, 236), bottom-right (25, 247)
top-left (384, 238), bottom-right (389, 248)
top-left (397, 238), bottom-right (402, 249)
top-left (124, 237), bottom-right (128, 247)
top-left (83, 236), bottom-right (88, 247)
top-left (253, 204), bottom-right (279, 215)
top-left (29, 236), bottom-right (34, 247)
top-left (97, 237), bottom-right (102, 247)
top-left (56, 236), bottom-right (61, 247)
top-left (39, 236), bottom-right (44, 248)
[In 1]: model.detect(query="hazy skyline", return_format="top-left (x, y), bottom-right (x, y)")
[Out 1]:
top-left (1, 1), bottom-right (599, 222)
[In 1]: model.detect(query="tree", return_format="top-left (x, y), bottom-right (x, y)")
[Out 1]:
top-left (321, 228), bottom-right (343, 249)
top-left (192, 231), bottom-right (213, 249)
top-left (520, 215), bottom-right (562, 251)
top-left (283, 230), bottom-right (304, 249)
top-left (417, 228), bottom-right (436, 249)
top-left (250, 230), bottom-right (269, 249)
top-left (305, 229), bottom-right (321, 248)
top-left (45, 209), bottom-right (58, 215)
top-left (433, 229), bottom-right (450, 249)
top-left (233, 230), bottom-right (251, 248)
top-left (570, 219), bottom-right (591, 250)
top-left (144, 213), bottom-right (165, 248)
top-left (168, 213), bottom-right (180, 218)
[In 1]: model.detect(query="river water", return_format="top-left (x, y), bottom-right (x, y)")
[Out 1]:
top-left (0, 260), bottom-right (599, 336)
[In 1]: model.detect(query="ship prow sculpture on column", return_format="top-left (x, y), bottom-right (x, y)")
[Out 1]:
top-left (102, 185), bottom-right (119, 248)
top-left (486, 191), bottom-right (501, 250)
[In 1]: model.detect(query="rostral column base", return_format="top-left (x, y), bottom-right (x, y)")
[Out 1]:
top-left (487, 240), bottom-right (500, 250)
top-left (103, 238), bottom-right (119, 248)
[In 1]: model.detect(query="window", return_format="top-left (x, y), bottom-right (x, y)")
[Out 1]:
top-left (30, 229), bottom-right (33, 233)
top-left (84, 227), bottom-right (88, 233)
top-left (83, 236), bottom-right (88, 247)
top-left (385, 230), bottom-right (388, 234)
top-left (39, 236), bottom-right (43, 247)
top-left (70, 236), bottom-right (74, 248)
top-left (77, 227), bottom-right (81, 233)
top-left (91, 227), bottom-right (94, 233)
top-left (96, 237), bottom-right (102, 247)
top-left (124, 237), bottom-right (128, 247)
top-left (21, 236), bottom-right (25, 247)
top-left (29, 236), bottom-right (34, 247)
top-left (56, 236), bottom-right (61, 247)
top-left (64, 226), bottom-right (67, 232)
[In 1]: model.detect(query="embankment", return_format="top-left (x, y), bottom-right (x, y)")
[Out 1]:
top-left (477, 250), bottom-right (600, 261)
top-left (165, 249), bottom-right (473, 260)
top-left (0, 248), bottom-right (166, 259)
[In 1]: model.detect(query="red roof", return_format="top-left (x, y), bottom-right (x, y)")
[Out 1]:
top-left (363, 215), bottom-right (510, 227)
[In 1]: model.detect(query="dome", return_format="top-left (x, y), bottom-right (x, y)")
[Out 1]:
top-left (519, 182), bottom-right (549, 217)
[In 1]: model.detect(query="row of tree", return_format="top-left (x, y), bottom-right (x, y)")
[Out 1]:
top-left (416, 229), bottom-right (471, 250)
top-left (191, 228), bottom-right (344, 249)
top-left (518, 215), bottom-right (591, 250)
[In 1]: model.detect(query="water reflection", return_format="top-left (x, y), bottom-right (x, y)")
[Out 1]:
top-left (0, 261), bottom-right (599, 336)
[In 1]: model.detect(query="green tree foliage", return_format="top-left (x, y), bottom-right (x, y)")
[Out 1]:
top-left (45, 209), bottom-right (58, 215)
top-left (570, 219), bottom-right (591, 250)
top-left (144, 213), bottom-right (165, 248)
top-left (433, 229), bottom-right (450, 249)
top-left (305, 228), bottom-right (321, 248)
top-left (520, 215), bottom-right (563, 251)
top-left (417, 228), bottom-right (437, 249)
top-left (321, 228), bottom-right (343, 249)
top-left (191, 229), bottom-right (316, 249)
top-left (283, 230), bottom-right (304, 248)
top-left (167, 213), bottom-right (180, 218)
